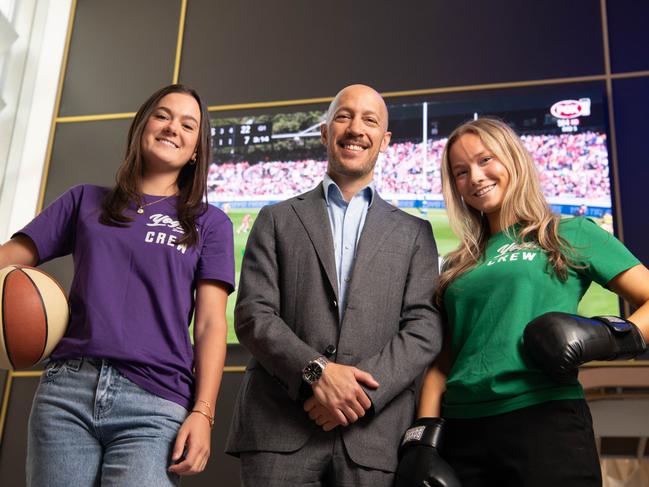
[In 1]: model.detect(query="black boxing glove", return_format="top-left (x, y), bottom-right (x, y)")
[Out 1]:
top-left (524, 312), bottom-right (647, 384)
top-left (395, 417), bottom-right (461, 487)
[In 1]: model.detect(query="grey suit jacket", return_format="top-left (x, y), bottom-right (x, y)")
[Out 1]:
top-left (226, 184), bottom-right (442, 472)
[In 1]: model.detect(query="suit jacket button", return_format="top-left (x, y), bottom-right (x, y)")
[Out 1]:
top-left (325, 345), bottom-right (336, 357)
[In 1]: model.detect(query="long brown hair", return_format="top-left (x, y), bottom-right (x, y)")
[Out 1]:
top-left (435, 118), bottom-right (579, 306)
top-left (99, 84), bottom-right (211, 246)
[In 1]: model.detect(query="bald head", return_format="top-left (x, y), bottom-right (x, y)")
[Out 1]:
top-left (320, 84), bottom-right (392, 189)
top-left (326, 84), bottom-right (389, 130)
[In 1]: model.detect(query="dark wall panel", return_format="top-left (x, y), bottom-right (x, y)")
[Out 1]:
top-left (43, 119), bottom-right (131, 206)
top-left (607, 0), bottom-right (649, 73)
top-left (59, 0), bottom-right (181, 116)
top-left (0, 377), bottom-right (40, 487)
top-left (181, 0), bottom-right (605, 106)
top-left (611, 77), bottom-right (649, 265)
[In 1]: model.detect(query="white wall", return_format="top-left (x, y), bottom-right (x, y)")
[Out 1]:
top-left (0, 0), bottom-right (72, 241)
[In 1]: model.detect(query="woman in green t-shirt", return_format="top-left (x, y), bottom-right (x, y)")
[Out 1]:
top-left (395, 118), bottom-right (649, 487)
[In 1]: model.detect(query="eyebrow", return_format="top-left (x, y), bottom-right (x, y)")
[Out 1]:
top-left (363, 110), bottom-right (380, 119)
top-left (450, 149), bottom-right (491, 167)
top-left (335, 105), bottom-right (380, 115)
top-left (455, 149), bottom-right (491, 162)
top-left (472, 150), bottom-right (493, 159)
top-left (155, 106), bottom-right (199, 125)
top-left (450, 160), bottom-right (467, 169)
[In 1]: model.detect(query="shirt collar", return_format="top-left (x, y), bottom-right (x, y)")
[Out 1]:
top-left (323, 173), bottom-right (376, 208)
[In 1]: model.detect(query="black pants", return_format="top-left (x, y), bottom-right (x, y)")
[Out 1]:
top-left (440, 399), bottom-right (602, 487)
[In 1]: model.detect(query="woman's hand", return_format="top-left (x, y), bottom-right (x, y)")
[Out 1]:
top-left (169, 279), bottom-right (228, 475)
top-left (168, 412), bottom-right (212, 475)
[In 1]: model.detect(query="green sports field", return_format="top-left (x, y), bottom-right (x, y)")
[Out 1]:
top-left (225, 207), bottom-right (618, 343)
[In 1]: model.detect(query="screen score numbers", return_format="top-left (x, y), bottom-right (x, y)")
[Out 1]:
top-left (212, 123), bottom-right (271, 146)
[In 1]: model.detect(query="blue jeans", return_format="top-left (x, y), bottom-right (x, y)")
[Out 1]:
top-left (27, 358), bottom-right (188, 487)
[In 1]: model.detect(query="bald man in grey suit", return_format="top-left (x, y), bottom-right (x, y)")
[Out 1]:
top-left (226, 84), bottom-right (442, 486)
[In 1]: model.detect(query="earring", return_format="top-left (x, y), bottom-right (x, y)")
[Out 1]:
top-left (189, 156), bottom-right (196, 166)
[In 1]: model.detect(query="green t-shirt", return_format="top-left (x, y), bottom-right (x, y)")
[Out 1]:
top-left (442, 217), bottom-right (640, 418)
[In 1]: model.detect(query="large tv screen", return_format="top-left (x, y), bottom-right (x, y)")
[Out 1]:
top-left (209, 83), bottom-right (617, 343)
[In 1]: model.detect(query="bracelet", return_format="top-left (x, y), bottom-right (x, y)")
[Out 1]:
top-left (191, 409), bottom-right (214, 428)
top-left (195, 399), bottom-right (212, 411)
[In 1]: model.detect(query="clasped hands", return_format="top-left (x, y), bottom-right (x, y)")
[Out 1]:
top-left (303, 362), bottom-right (379, 431)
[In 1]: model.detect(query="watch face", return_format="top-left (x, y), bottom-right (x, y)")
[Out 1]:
top-left (303, 362), bottom-right (323, 383)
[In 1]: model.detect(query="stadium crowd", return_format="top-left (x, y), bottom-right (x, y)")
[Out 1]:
top-left (207, 131), bottom-right (609, 202)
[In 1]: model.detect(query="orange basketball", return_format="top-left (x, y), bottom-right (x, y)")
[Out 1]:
top-left (0, 265), bottom-right (69, 370)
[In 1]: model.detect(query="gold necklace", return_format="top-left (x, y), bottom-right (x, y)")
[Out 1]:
top-left (137, 194), bottom-right (174, 214)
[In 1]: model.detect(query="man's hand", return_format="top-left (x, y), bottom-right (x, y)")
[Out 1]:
top-left (304, 396), bottom-right (346, 431)
top-left (310, 363), bottom-right (379, 425)
top-left (168, 412), bottom-right (212, 476)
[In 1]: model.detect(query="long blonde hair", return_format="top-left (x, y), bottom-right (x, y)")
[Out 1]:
top-left (436, 118), bottom-right (577, 306)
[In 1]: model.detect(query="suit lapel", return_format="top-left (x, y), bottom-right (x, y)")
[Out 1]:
top-left (292, 185), bottom-right (339, 300)
top-left (353, 195), bottom-right (400, 271)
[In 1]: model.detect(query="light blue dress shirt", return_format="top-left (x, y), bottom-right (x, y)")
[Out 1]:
top-left (323, 174), bottom-right (375, 321)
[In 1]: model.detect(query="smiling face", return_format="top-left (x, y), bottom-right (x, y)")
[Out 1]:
top-left (140, 92), bottom-right (201, 176)
top-left (449, 132), bottom-right (511, 233)
top-left (321, 85), bottom-right (391, 186)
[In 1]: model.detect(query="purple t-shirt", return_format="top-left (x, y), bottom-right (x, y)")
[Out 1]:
top-left (17, 184), bottom-right (235, 408)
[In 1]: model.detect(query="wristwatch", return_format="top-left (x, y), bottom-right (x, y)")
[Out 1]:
top-left (302, 356), bottom-right (329, 385)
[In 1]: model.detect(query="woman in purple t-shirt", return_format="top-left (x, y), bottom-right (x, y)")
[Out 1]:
top-left (0, 84), bottom-right (235, 486)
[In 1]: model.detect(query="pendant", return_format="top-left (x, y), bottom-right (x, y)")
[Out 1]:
top-left (137, 207), bottom-right (144, 214)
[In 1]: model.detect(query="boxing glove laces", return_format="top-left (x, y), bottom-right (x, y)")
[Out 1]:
top-left (395, 417), bottom-right (461, 487)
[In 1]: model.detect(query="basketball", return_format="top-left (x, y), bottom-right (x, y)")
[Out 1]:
top-left (0, 265), bottom-right (69, 370)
